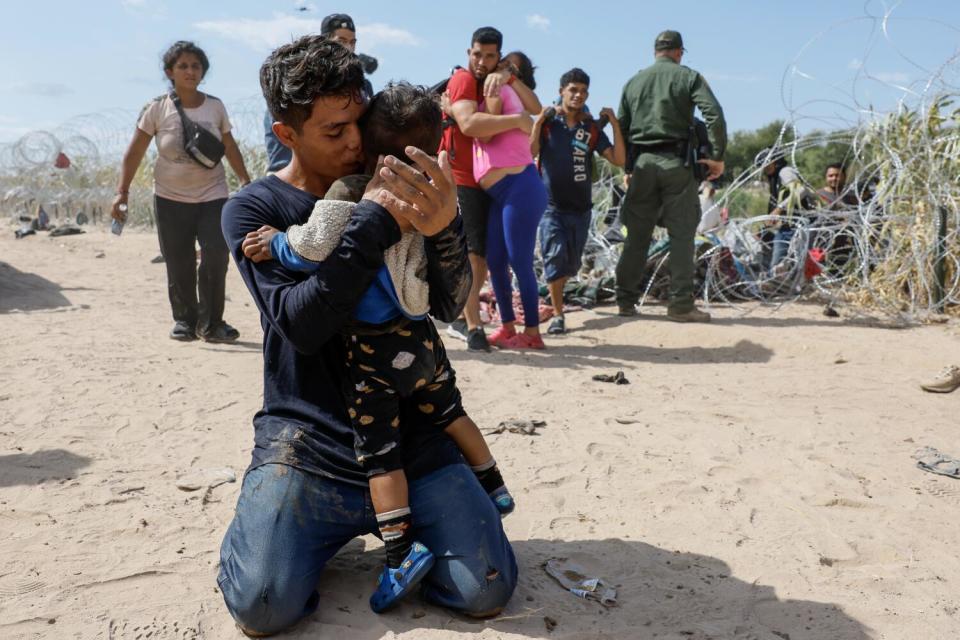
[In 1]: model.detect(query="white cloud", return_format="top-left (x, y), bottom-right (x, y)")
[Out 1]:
top-left (526, 14), bottom-right (550, 31)
top-left (121, 0), bottom-right (147, 6)
top-left (193, 13), bottom-right (421, 52)
top-left (11, 83), bottom-right (74, 98)
top-left (848, 58), bottom-right (863, 70)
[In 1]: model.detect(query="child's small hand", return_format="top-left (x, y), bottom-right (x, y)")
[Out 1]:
top-left (242, 225), bottom-right (278, 262)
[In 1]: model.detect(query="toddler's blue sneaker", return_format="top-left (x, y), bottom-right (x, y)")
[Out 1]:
top-left (369, 541), bottom-right (435, 613)
top-left (491, 487), bottom-right (515, 517)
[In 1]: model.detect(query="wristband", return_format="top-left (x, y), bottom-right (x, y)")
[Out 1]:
top-left (506, 74), bottom-right (516, 86)
top-left (116, 189), bottom-right (129, 196)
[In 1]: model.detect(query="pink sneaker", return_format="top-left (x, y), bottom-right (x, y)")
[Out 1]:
top-left (501, 332), bottom-right (545, 350)
top-left (487, 325), bottom-right (516, 348)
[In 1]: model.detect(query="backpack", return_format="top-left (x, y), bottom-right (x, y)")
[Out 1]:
top-left (431, 67), bottom-right (466, 160)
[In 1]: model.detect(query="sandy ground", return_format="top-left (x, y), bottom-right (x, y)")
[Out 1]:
top-left (1, 227), bottom-right (958, 640)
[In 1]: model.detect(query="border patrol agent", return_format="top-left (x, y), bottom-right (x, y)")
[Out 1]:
top-left (615, 30), bottom-right (727, 322)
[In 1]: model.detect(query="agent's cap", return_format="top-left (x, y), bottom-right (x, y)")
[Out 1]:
top-left (654, 30), bottom-right (684, 51)
top-left (321, 13), bottom-right (356, 35)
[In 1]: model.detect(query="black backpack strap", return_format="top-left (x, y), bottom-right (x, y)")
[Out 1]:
top-left (169, 91), bottom-right (194, 148)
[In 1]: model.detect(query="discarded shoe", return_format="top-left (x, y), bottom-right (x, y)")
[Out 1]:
top-left (592, 371), bottom-right (630, 385)
top-left (913, 446), bottom-right (960, 478)
top-left (482, 419), bottom-right (546, 435)
top-left (920, 365), bottom-right (960, 393)
top-left (667, 307), bottom-right (711, 323)
top-left (369, 541), bottom-right (435, 613)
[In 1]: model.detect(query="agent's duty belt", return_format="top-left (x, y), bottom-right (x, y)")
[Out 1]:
top-left (634, 140), bottom-right (685, 155)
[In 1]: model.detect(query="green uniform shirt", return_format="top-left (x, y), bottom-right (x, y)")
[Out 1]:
top-left (618, 56), bottom-right (727, 161)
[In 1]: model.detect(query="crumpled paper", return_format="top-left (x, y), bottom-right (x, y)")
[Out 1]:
top-left (544, 558), bottom-right (617, 607)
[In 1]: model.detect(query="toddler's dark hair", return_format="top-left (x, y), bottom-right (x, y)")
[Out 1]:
top-left (361, 81), bottom-right (442, 163)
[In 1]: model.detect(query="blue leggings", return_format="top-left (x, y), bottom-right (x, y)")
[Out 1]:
top-left (485, 165), bottom-right (548, 327)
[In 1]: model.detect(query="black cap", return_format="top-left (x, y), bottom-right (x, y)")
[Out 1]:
top-left (321, 13), bottom-right (356, 35)
top-left (654, 30), bottom-right (684, 51)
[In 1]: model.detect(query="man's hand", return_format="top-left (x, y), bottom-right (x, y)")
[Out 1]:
top-left (599, 107), bottom-right (618, 125)
top-left (374, 148), bottom-right (458, 237)
top-left (110, 194), bottom-right (128, 223)
top-left (483, 69), bottom-right (510, 98)
top-left (363, 156), bottom-right (414, 233)
top-left (439, 90), bottom-right (453, 117)
top-left (515, 111), bottom-right (534, 135)
top-left (242, 225), bottom-right (278, 263)
top-left (697, 158), bottom-right (725, 181)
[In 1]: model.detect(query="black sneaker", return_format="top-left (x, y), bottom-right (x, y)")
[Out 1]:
top-left (199, 321), bottom-right (240, 344)
top-left (445, 318), bottom-right (468, 342)
top-left (617, 304), bottom-right (638, 317)
top-left (547, 316), bottom-right (566, 335)
top-left (170, 321), bottom-right (197, 341)
top-left (467, 327), bottom-right (490, 352)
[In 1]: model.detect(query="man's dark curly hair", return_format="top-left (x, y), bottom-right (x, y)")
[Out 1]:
top-left (360, 82), bottom-right (442, 163)
top-left (560, 67), bottom-right (590, 89)
top-left (260, 34), bottom-right (365, 132)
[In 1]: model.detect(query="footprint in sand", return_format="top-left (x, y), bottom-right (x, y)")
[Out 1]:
top-left (586, 442), bottom-right (632, 463)
top-left (924, 479), bottom-right (960, 504)
top-left (531, 462), bottom-right (582, 489)
top-left (0, 577), bottom-right (45, 597)
top-left (108, 617), bottom-right (199, 639)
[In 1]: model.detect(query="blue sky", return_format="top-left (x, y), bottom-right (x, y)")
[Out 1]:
top-left (2, 0), bottom-right (959, 148)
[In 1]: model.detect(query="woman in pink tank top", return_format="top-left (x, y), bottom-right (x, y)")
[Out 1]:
top-left (473, 52), bottom-right (549, 350)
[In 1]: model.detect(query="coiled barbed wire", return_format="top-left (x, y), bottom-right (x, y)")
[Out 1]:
top-left (2, 5), bottom-right (957, 320)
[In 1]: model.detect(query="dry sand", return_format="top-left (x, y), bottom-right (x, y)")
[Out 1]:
top-left (1, 227), bottom-right (958, 640)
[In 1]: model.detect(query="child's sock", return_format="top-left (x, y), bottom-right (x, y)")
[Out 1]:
top-left (471, 458), bottom-right (515, 515)
top-left (377, 507), bottom-right (414, 569)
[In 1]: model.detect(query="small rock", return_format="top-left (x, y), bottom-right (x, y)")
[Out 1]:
top-left (833, 357), bottom-right (848, 365)
top-left (543, 616), bottom-right (558, 632)
top-left (411, 610), bottom-right (425, 619)
top-left (95, 251), bottom-right (105, 259)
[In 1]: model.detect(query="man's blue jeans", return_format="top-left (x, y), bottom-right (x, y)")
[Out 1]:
top-left (217, 462), bottom-right (518, 635)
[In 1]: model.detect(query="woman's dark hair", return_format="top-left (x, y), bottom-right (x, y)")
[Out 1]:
top-left (560, 67), bottom-right (590, 89)
top-left (260, 34), bottom-right (365, 132)
top-left (361, 82), bottom-right (442, 162)
top-left (471, 27), bottom-right (503, 51)
top-left (505, 51), bottom-right (536, 90)
top-left (162, 41), bottom-right (210, 82)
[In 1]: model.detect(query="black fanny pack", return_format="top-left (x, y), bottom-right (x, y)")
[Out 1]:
top-left (170, 92), bottom-right (225, 169)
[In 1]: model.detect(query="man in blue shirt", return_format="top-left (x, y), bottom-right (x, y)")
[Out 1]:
top-left (532, 68), bottom-right (625, 334)
top-left (219, 36), bottom-right (516, 636)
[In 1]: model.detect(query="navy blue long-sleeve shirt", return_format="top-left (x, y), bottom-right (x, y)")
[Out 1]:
top-left (222, 175), bottom-right (471, 486)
